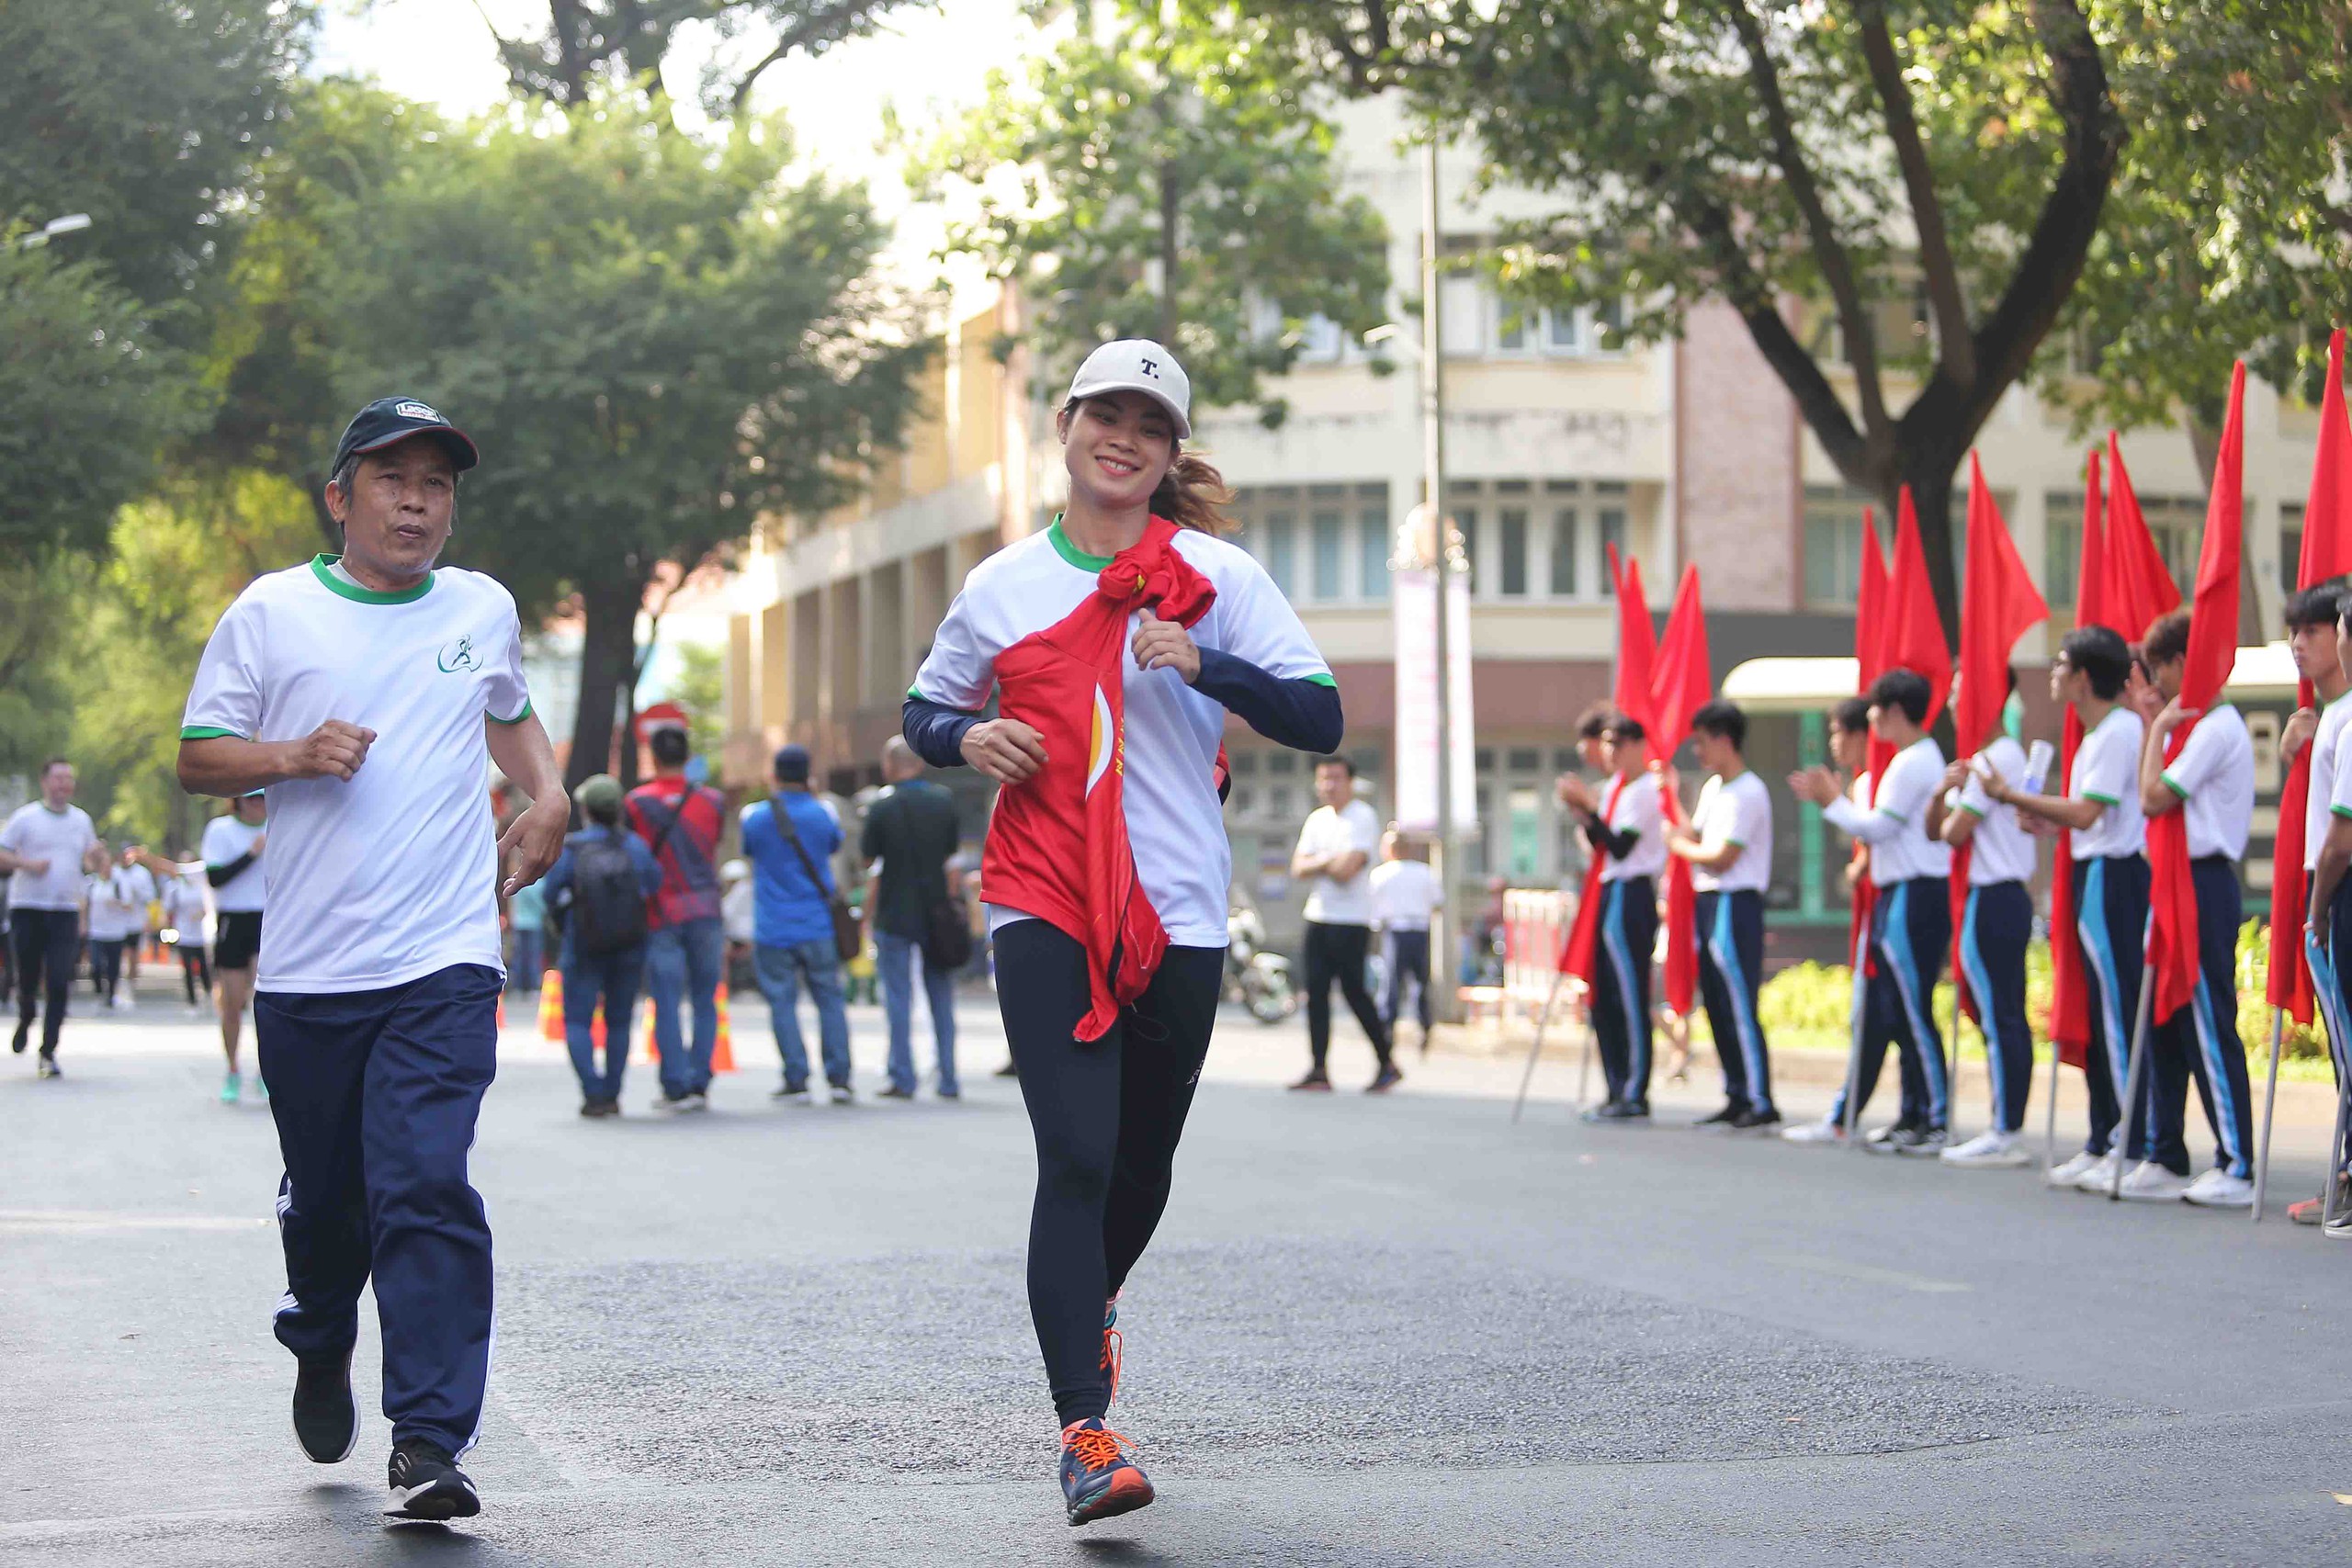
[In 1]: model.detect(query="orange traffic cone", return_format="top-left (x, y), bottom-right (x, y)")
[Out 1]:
top-left (539, 970), bottom-right (565, 1042)
top-left (712, 983), bottom-right (735, 1073)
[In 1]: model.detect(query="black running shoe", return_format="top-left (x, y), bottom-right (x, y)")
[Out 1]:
top-left (10, 1021), bottom-right (28, 1055)
top-left (386, 1438), bottom-right (480, 1521)
top-left (1365, 1065), bottom-right (1403, 1094)
top-left (1729, 1107), bottom-right (1782, 1132)
top-left (1692, 1103), bottom-right (1740, 1128)
top-left (292, 1348), bottom-right (357, 1463)
top-left (1287, 1070), bottom-right (1333, 1092)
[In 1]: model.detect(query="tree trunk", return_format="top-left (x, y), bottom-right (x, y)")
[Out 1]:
top-left (1158, 158), bottom-right (1181, 349)
top-left (1891, 447), bottom-right (1964, 649)
top-left (568, 577), bottom-right (643, 793)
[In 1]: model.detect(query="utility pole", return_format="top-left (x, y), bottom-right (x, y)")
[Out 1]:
top-left (1421, 133), bottom-right (1464, 1024)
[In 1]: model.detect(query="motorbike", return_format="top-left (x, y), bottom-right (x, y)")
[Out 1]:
top-left (1225, 905), bottom-right (1297, 1024)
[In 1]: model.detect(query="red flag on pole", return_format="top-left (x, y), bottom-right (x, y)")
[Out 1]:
top-left (1563, 547), bottom-right (1654, 981)
top-left (2105, 434), bottom-right (2185, 642)
top-left (2269, 330), bottom-right (2352, 1021)
top-left (2144, 363), bottom-right (2247, 1028)
top-left (1949, 459), bottom-right (2050, 1019)
top-left (1883, 487), bottom-right (1955, 725)
top-left (1649, 566), bottom-right (1710, 1016)
top-left (2048, 453), bottom-right (2108, 1063)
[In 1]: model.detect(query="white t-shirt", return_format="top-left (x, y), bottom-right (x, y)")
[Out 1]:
top-left (2306, 692), bottom-right (2352, 872)
top-left (200, 814), bottom-right (268, 913)
top-left (1954, 735), bottom-right (2034, 886)
top-left (2069, 705), bottom-right (2147, 860)
top-left (1598, 771), bottom-right (1668, 883)
top-left (2159, 702), bottom-right (2255, 862)
top-left (161, 872), bottom-right (212, 945)
top-left (1690, 771), bottom-right (1771, 894)
top-left (912, 521), bottom-right (1332, 947)
top-left (1369, 857), bottom-right (1440, 931)
top-left (1296, 799), bottom-right (1382, 926)
top-left (86, 864), bottom-right (156, 942)
top-left (181, 555), bottom-right (533, 992)
top-left (1824, 737), bottom-right (1954, 886)
top-left (0, 802), bottom-right (98, 912)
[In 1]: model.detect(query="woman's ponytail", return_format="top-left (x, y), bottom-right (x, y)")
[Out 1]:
top-left (1149, 447), bottom-right (1234, 536)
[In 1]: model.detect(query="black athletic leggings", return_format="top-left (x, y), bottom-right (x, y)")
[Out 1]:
top-left (180, 944), bottom-right (213, 1003)
top-left (995, 919), bottom-right (1223, 1428)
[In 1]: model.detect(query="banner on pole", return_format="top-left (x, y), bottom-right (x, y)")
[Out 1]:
top-left (1393, 563), bottom-right (1477, 837)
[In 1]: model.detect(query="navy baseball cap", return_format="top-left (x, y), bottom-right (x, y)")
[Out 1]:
top-left (332, 396), bottom-right (480, 478)
top-left (772, 744), bottom-right (811, 784)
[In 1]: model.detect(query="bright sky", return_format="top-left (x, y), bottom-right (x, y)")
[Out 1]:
top-left (311, 0), bottom-right (1037, 289)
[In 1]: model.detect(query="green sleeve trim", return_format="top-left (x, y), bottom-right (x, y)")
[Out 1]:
top-left (2334, 804), bottom-right (2352, 820)
top-left (1724, 837), bottom-right (1748, 849)
top-left (1958, 802), bottom-right (1987, 818)
top-left (2083, 790), bottom-right (2122, 806)
top-left (908, 684), bottom-right (927, 702)
top-left (1304, 672), bottom-right (1338, 688)
top-left (2159, 773), bottom-right (2190, 799)
top-left (310, 554), bottom-right (435, 604)
top-left (178, 726), bottom-right (246, 741)
top-left (1874, 807), bottom-right (1907, 820)
top-left (488, 700), bottom-right (533, 726)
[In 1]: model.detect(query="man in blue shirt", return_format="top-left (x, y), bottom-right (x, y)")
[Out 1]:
top-left (541, 774), bottom-right (663, 1116)
top-left (741, 744), bottom-right (856, 1103)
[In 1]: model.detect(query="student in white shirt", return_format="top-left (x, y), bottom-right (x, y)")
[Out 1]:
top-left (1369, 829), bottom-right (1442, 1049)
top-left (1934, 670), bottom-right (2039, 1169)
top-left (1784, 698), bottom-right (1883, 1146)
top-left (1290, 758), bottom-right (1396, 1091)
top-left (159, 856), bottom-right (214, 1013)
top-left (2276, 584), bottom-right (2352, 1224)
top-left (1793, 668), bottom-right (1955, 1154)
top-left (1667, 700), bottom-right (1778, 1130)
top-left (2128, 608), bottom-right (2258, 1205)
top-left (85, 846), bottom-right (158, 1012)
top-left (1559, 713), bottom-right (1665, 1118)
top-left (1984, 626), bottom-right (2148, 1192)
top-left (0, 759), bottom-right (109, 1073)
top-left (176, 397), bottom-right (567, 1519)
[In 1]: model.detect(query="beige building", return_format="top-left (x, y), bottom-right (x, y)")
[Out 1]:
top-left (720, 97), bottom-right (2324, 964)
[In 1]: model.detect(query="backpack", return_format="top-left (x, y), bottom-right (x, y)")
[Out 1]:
top-left (570, 835), bottom-right (648, 955)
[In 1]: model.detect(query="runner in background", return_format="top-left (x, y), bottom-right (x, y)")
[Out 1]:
top-left (86, 844), bottom-right (157, 1013)
top-left (1368, 829), bottom-right (1441, 1055)
top-left (203, 791), bottom-right (269, 1103)
top-left (160, 851), bottom-right (214, 1017)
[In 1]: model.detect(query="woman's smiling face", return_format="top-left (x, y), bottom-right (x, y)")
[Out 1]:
top-left (1060, 391), bottom-right (1176, 511)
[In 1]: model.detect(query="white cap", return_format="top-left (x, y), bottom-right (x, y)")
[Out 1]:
top-left (1066, 339), bottom-right (1192, 440)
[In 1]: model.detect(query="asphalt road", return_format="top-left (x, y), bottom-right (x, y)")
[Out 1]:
top-left (6, 973), bottom-right (2351, 1566)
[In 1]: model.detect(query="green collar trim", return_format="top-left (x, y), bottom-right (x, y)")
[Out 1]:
top-left (311, 554), bottom-right (435, 604)
top-left (1046, 514), bottom-right (1114, 572)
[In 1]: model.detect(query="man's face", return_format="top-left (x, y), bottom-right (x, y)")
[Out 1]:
top-left (1604, 732), bottom-right (1645, 773)
top-left (234, 795), bottom-right (266, 824)
top-left (2290, 619), bottom-right (2335, 682)
top-left (1314, 762), bottom-right (1352, 809)
top-left (1691, 729), bottom-right (1728, 773)
top-left (2050, 656), bottom-right (2076, 706)
top-left (1829, 724), bottom-right (1867, 773)
top-left (2150, 655), bottom-right (2186, 702)
top-left (40, 762), bottom-right (74, 807)
top-left (1577, 734), bottom-right (1608, 773)
top-left (2335, 616), bottom-right (2352, 682)
top-left (328, 436), bottom-right (457, 580)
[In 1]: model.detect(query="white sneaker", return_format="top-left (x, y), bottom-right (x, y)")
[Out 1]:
top-left (2070, 1151), bottom-right (2124, 1193)
top-left (2047, 1150), bottom-right (2102, 1187)
top-left (112, 995), bottom-right (134, 1012)
top-left (1781, 1117), bottom-right (1845, 1145)
top-left (1942, 1130), bottom-right (2031, 1168)
top-left (2117, 1160), bottom-right (2194, 1202)
top-left (2182, 1168), bottom-right (2256, 1208)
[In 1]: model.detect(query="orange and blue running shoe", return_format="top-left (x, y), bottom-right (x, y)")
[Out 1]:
top-left (1102, 1294), bottom-right (1123, 1405)
top-left (1059, 1419), bottom-right (1154, 1526)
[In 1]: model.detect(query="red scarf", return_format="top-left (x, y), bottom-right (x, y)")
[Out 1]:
top-left (985, 518), bottom-right (1217, 1041)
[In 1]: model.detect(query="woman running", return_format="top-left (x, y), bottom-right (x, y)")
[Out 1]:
top-left (903, 339), bottom-right (1342, 1527)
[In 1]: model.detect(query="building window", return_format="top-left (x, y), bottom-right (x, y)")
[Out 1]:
top-left (1264, 513), bottom-right (1296, 596)
top-left (1360, 503), bottom-right (1390, 602)
top-left (1499, 508), bottom-right (1530, 596)
top-left (2046, 489), bottom-right (2202, 607)
top-left (1312, 510), bottom-right (1345, 600)
top-left (2283, 503), bottom-right (2306, 595)
top-left (2045, 505), bottom-right (2083, 606)
top-left (1549, 509), bottom-right (1578, 596)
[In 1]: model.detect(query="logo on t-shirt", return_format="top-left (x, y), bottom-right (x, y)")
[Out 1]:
top-left (436, 634), bottom-right (481, 674)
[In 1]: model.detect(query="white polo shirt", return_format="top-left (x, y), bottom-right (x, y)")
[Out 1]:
top-left (0, 802), bottom-right (97, 912)
top-left (1369, 857), bottom-right (1440, 932)
top-left (86, 864), bottom-right (155, 942)
top-left (200, 814), bottom-right (268, 914)
top-left (2159, 702), bottom-right (2255, 862)
top-left (1690, 771), bottom-right (1771, 895)
top-left (1953, 736), bottom-right (2034, 886)
top-left (2305, 691), bottom-right (2352, 872)
top-left (1598, 771), bottom-right (1668, 884)
top-left (181, 555), bottom-right (534, 992)
top-left (1824, 737), bottom-right (1954, 886)
top-left (2069, 705), bottom-right (2147, 860)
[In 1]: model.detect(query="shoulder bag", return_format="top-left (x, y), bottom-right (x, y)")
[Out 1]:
top-left (768, 796), bottom-right (862, 962)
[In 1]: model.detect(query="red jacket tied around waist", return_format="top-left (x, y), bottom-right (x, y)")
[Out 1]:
top-left (984, 518), bottom-right (1217, 1041)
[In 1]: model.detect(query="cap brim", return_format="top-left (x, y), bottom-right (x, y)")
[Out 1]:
top-left (1066, 378), bottom-right (1191, 440)
top-left (352, 423), bottom-right (481, 473)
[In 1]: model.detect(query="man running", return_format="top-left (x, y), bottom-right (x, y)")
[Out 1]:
top-left (203, 791), bottom-right (269, 1103)
top-left (177, 396), bottom-right (567, 1521)
top-left (0, 759), bottom-right (109, 1077)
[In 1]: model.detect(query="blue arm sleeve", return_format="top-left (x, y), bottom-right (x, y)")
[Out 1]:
top-left (903, 694), bottom-right (981, 769)
top-left (1191, 648), bottom-right (1344, 755)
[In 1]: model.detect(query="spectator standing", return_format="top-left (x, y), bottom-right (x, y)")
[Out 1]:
top-left (542, 774), bottom-right (663, 1117)
top-left (1288, 756), bottom-right (1398, 1093)
top-left (626, 727), bottom-right (729, 1104)
top-left (860, 737), bottom-right (965, 1100)
top-left (1368, 829), bottom-right (1441, 1054)
top-left (1, 759), bottom-right (107, 1073)
top-left (202, 791), bottom-right (270, 1102)
top-left (742, 744), bottom-right (855, 1104)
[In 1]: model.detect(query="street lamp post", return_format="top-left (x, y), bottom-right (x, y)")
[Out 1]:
top-left (17, 213), bottom-right (93, 250)
top-left (1419, 135), bottom-right (1460, 1024)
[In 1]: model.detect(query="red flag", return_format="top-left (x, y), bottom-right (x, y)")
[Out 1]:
top-left (2048, 453), bottom-right (2107, 1061)
top-left (2269, 329), bottom-right (2352, 1021)
top-left (2145, 363), bottom-right (2247, 1027)
top-left (1649, 566), bottom-right (1710, 1016)
top-left (1883, 487), bottom-right (1955, 724)
top-left (2104, 434), bottom-right (2184, 643)
top-left (1563, 547), bottom-right (1654, 981)
top-left (1949, 457), bottom-right (2051, 1021)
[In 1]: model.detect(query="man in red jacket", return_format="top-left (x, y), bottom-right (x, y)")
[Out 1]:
top-left (627, 726), bottom-right (729, 1110)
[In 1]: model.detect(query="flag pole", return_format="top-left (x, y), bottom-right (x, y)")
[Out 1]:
top-left (2324, 1076), bottom-right (2352, 1229)
top-left (2107, 977), bottom-right (2159, 1201)
top-left (2252, 1010), bottom-right (2285, 1223)
top-left (2042, 1033), bottom-right (2064, 1174)
top-left (1945, 980), bottom-right (1963, 1145)
top-left (1840, 928), bottom-right (1869, 1148)
top-left (1511, 969), bottom-right (1568, 1123)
